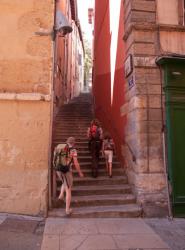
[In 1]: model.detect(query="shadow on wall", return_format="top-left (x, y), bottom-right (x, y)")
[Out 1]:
top-left (93, 0), bottom-right (126, 163)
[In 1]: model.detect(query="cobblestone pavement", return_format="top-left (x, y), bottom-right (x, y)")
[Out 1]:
top-left (0, 213), bottom-right (45, 250)
top-left (145, 218), bottom-right (185, 250)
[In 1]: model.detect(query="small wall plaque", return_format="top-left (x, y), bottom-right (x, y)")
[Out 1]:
top-left (124, 54), bottom-right (133, 78)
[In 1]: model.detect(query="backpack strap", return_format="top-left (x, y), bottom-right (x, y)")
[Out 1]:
top-left (66, 144), bottom-right (75, 166)
top-left (53, 151), bottom-right (60, 168)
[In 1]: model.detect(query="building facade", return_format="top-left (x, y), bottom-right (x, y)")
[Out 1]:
top-left (93, 0), bottom-right (185, 217)
top-left (54, 0), bottom-right (84, 116)
top-left (0, 0), bottom-right (84, 216)
top-left (0, 0), bottom-right (54, 216)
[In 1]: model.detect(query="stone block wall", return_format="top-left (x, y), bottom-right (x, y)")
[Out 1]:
top-left (0, 0), bottom-right (54, 216)
top-left (122, 0), bottom-right (168, 217)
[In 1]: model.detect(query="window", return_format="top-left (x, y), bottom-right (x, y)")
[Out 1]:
top-left (184, 0), bottom-right (185, 24)
top-left (178, 0), bottom-right (185, 25)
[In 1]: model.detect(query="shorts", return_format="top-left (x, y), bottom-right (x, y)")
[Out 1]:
top-left (56, 171), bottom-right (73, 189)
top-left (104, 150), bottom-right (113, 163)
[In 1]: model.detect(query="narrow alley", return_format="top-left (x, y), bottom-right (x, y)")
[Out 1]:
top-left (50, 93), bottom-right (141, 218)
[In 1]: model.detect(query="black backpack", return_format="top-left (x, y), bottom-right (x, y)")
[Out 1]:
top-left (53, 144), bottom-right (73, 174)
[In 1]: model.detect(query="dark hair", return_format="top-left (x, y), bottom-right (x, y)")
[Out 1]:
top-left (91, 118), bottom-right (100, 127)
top-left (103, 132), bottom-right (111, 140)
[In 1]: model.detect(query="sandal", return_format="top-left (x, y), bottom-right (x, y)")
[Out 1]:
top-left (65, 208), bottom-right (73, 216)
top-left (58, 196), bottom-right (66, 203)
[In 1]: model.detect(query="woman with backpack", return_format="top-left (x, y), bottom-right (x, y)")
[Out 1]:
top-left (102, 132), bottom-right (115, 178)
top-left (53, 137), bottom-right (84, 216)
top-left (87, 119), bottom-right (103, 178)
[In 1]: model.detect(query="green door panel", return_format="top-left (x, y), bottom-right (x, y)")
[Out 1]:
top-left (157, 57), bottom-right (185, 217)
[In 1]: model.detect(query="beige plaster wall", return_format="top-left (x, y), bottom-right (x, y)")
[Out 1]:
top-left (0, 0), bottom-right (53, 94)
top-left (0, 0), bottom-right (54, 215)
top-left (156, 0), bottom-right (179, 25)
top-left (160, 31), bottom-right (185, 54)
top-left (0, 101), bottom-right (51, 215)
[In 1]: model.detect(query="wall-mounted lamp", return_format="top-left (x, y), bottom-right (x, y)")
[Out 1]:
top-left (55, 10), bottom-right (73, 36)
top-left (35, 10), bottom-right (73, 40)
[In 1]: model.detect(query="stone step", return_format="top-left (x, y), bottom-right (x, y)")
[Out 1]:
top-left (53, 129), bottom-right (88, 132)
top-left (53, 134), bottom-right (88, 138)
top-left (52, 137), bottom-right (88, 142)
top-left (53, 194), bottom-right (136, 208)
top-left (72, 168), bottom-right (125, 177)
top-left (48, 204), bottom-right (142, 218)
top-left (54, 121), bottom-right (91, 124)
top-left (58, 114), bottom-right (91, 116)
top-left (71, 184), bottom-right (132, 196)
top-left (54, 126), bottom-right (89, 130)
top-left (57, 115), bottom-right (91, 119)
top-left (75, 161), bottom-right (122, 169)
top-left (53, 132), bottom-right (88, 136)
top-left (75, 150), bottom-right (91, 156)
top-left (76, 155), bottom-right (117, 163)
top-left (55, 118), bottom-right (91, 122)
top-left (54, 126), bottom-right (88, 128)
top-left (57, 176), bottom-right (128, 187)
top-left (53, 141), bottom-right (89, 146)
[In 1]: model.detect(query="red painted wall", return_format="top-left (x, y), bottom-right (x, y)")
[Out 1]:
top-left (93, 0), bottom-right (126, 162)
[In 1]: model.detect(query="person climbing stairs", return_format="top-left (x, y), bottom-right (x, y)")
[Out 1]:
top-left (50, 93), bottom-right (142, 218)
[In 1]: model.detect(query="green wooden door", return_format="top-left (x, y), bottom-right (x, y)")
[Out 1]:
top-left (158, 57), bottom-right (185, 217)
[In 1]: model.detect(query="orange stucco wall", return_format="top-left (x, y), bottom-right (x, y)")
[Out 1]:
top-left (0, 0), bottom-right (54, 216)
top-left (93, 0), bottom-right (126, 161)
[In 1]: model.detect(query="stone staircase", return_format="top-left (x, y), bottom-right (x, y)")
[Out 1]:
top-left (49, 93), bottom-right (142, 218)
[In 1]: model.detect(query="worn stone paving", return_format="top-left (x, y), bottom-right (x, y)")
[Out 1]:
top-left (0, 215), bottom-right (185, 250)
top-left (145, 218), bottom-right (185, 250)
top-left (41, 218), bottom-right (170, 250)
top-left (0, 213), bottom-right (45, 250)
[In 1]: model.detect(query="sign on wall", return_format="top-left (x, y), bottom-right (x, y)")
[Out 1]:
top-left (124, 54), bottom-right (133, 78)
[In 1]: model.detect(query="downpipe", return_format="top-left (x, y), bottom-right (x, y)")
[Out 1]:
top-left (159, 65), bottom-right (173, 220)
top-left (48, 0), bottom-right (58, 210)
top-left (162, 126), bottom-right (173, 220)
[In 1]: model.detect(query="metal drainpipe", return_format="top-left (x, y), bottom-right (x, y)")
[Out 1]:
top-left (48, 0), bottom-right (58, 211)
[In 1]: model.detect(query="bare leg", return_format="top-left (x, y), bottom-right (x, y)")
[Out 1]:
top-left (105, 160), bottom-right (109, 174)
top-left (56, 171), bottom-right (63, 181)
top-left (65, 187), bottom-right (72, 214)
top-left (109, 162), bottom-right (112, 177)
top-left (58, 184), bottom-right (65, 200)
top-left (91, 141), bottom-right (98, 178)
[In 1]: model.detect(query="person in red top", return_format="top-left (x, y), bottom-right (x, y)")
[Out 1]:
top-left (87, 119), bottom-right (103, 178)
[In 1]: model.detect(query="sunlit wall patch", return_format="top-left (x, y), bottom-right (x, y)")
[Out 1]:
top-left (109, 0), bottom-right (121, 105)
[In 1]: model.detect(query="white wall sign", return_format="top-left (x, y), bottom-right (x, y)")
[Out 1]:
top-left (124, 54), bottom-right (133, 78)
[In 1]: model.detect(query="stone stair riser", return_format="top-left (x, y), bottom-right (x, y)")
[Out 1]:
top-left (53, 198), bottom-right (136, 208)
top-left (56, 178), bottom-right (128, 187)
